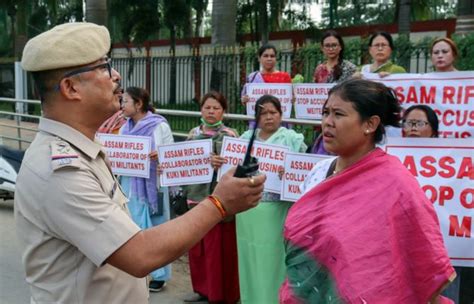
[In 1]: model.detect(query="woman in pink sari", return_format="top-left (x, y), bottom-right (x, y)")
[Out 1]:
top-left (280, 79), bottom-right (455, 303)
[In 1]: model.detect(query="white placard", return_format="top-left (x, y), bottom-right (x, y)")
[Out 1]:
top-left (364, 71), bottom-right (474, 138)
top-left (218, 137), bottom-right (289, 193)
top-left (293, 83), bottom-right (335, 119)
top-left (157, 139), bottom-right (213, 187)
top-left (280, 152), bottom-right (332, 202)
top-left (246, 83), bottom-right (293, 118)
top-left (97, 133), bottom-right (151, 178)
top-left (386, 137), bottom-right (474, 267)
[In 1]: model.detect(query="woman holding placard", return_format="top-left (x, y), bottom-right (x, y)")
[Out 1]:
top-left (119, 86), bottom-right (174, 292)
top-left (236, 95), bottom-right (307, 304)
top-left (309, 31), bottom-right (356, 155)
top-left (279, 79), bottom-right (455, 303)
top-left (241, 44), bottom-right (292, 106)
top-left (182, 91), bottom-right (240, 303)
top-left (403, 103), bottom-right (473, 303)
top-left (431, 37), bottom-right (458, 72)
top-left (313, 30), bottom-right (357, 84)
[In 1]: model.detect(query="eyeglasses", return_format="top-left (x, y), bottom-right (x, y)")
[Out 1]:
top-left (402, 120), bottom-right (430, 129)
top-left (371, 43), bottom-right (389, 49)
top-left (54, 59), bottom-right (112, 90)
top-left (323, 43), bottom-right (339, 49)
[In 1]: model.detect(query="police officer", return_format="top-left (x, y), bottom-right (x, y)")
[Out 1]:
top-left (15, 22), bottom-right (265, 303)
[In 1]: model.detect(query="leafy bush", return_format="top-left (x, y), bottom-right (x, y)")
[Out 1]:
top-left (452, 33), bottom-right (474, 71)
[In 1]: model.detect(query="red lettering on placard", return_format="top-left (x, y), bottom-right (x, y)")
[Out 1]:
top-left (449, 215), bottom-right (471, 238)
top-left (290, 161), bottom-right (315, 171)
top-left (443, 86), bottom-right (456, 104)
top-left (438, 156), bottom-right (456, 178)
top-left (224, 155), bottom-right (241, 166)
top-left (306, 108), bottom-right (321, 114)
top-left (419, 86), bottom-right (436, 104)
top-left (403, 155), bottom-right (417, 176)
top-left (394, 87), bottom-right (405, 103)
top-left (255, 147), bottom-right (284, 160)
top-left (404, 155), bottom-right (473, 179)
top-left (225, 143), bottom-right (247, 154)
top-left (438, 186), bottom-right (454, 206)
top-left (465, 86), bottom-right (474, 104)
top-left (165, 150), bottom-right (182, 158)
top-left (436, 109), bottom-right (474, 128)
top-left (406, 86), bottom-right (418, 104)
top-left (422, 185), bottom-right (437, 203)
top-left (458, 157), bottom-right (474, 180)
top-left (420, 156), bottom-right (436, 178)
top-left (395, 86), bottom-right (436, 104)
top-left (288, 185), bottom-right (301, 194)
top-left (443, 86), bottom-right (474, 104)
top-left (460, 188), bottom-right (474, 209)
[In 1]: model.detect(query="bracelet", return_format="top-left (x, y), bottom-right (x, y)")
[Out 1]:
top-left (207, 195), bottom-right (227, 219)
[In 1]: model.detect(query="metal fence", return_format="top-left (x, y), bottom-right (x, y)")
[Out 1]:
top-left (110, 45), bottom-right (433, 115)
top-left (0, 43), bottom-right (436, 148)
top-left (0, 98), bottom-right (321, 150)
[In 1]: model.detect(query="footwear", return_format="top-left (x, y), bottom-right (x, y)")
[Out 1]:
top-left (149, 280), bottom-right (166, 292)
top-left (183, 292), bottom-right (207, 302)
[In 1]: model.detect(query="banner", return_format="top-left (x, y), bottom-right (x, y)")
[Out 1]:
top-left (97, 133), bottom-right (151, 178)
top-left (246, 83), bottom-right (293, 118)
top-left (293, 83), bottom-right (335, 119)
top-left (386, 137), bottom-right (474, 267)
top-left (280, 152), bottom-right (332, 202)
top-left (364, 71), bottom-right (474, 138)
top-left (157, 139), bottom-right (213, 187)
top-left (218, 137), bottom-right (289, 193)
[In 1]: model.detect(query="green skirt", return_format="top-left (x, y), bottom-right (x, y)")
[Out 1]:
top-left (236, 201), bottom-right (292, 304)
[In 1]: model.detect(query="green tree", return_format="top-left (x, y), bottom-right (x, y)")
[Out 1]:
top-left (210, 0), bottom-right (237, 95)
top-left (191, 0), bottom-right (208, 37)
top-left (109, 0), bottom-right (161, 44)
top-left (319, 0), bottom-right (455, 28)
top-left (86, 0), bottom-right (108, 25)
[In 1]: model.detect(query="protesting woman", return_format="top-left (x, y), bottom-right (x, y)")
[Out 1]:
top-left (313, 30), bottom-right (356, 83)
top-left (237, 95), bottom-right (307, 303)
top-left (119, 87), bottom-right (173, 292)
top-left (431, 37), bottom-right (458, 72)
top-left (241, 44), bottom-right (291, 105)
top-left (402, 105), bottom-right (439, 138)
top-left (360, 31), bottom-right (406, 77)
top-left (280, 79), bottom-right (455, 303)
top-left (310, 30), bottom-right (356, 155)
top-left (183, 91), bottom-right (240, 303)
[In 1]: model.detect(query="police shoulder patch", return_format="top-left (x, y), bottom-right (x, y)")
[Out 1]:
top-left (50, 138), bottom-right (81, 171)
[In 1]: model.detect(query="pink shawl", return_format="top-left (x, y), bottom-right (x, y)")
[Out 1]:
top-left (280, 148), bottom-right (454, 303)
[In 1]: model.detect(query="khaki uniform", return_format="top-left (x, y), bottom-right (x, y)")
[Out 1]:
top-left (14, 118), bottom-right (148, 304)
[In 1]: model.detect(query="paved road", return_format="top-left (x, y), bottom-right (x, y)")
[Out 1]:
top-left (0, 200), bottom-right (193, 303)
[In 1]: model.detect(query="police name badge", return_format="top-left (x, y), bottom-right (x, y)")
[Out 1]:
top-left (50, 139), bottom-right (81, 171)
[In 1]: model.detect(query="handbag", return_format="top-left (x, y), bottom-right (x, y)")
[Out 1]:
top-left (170, 189), bottom-right (189, 216)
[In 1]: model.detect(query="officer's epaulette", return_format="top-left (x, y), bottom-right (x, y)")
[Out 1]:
top-left (50, 138), bottom-right (81, 171)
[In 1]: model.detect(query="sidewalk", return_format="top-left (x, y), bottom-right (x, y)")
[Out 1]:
top-left (0, 200), bottom-right (193, 304)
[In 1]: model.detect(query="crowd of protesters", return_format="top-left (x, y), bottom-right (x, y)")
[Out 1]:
top-left (99, 31), bottom-right (472, 304)
top-left (15, 21), bottom-right (471, 304)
